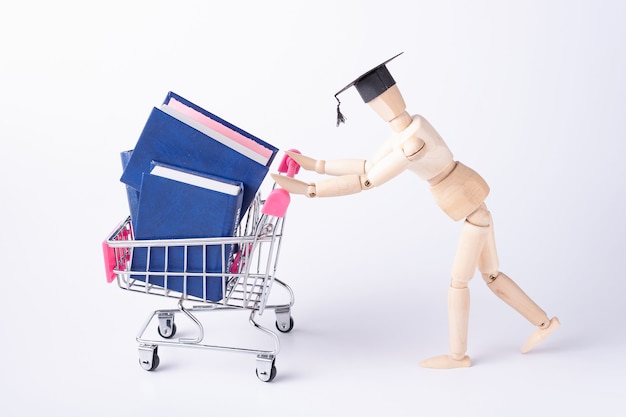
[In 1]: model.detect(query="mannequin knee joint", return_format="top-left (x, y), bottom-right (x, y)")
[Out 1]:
top-left (481, 272), bottom-right (499, 284)
top-left (451, 279), bottom-right (469, 289)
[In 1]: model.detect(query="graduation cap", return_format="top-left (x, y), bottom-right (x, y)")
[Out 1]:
top-left (335, 52), bottom-right (403, 126)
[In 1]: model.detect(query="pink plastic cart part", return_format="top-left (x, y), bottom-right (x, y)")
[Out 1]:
top-left (262, 149), bottom-right (301, 218)
top-left (229, 243), bottom-right (253, 273)
top-left (103, 224), bottom-right (132, 283)
top-left (261, 188), bottom-right (291, 218)
top-left (276, 149), bottom-right (301, 177)
top-left (102, 240), bottom-right (117, 283)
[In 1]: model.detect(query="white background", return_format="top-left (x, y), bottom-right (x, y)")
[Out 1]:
top-left (1, 0), bottom-right (625, 415)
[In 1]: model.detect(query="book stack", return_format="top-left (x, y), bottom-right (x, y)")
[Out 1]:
top-left (119, 92), bottom-right (279, 301)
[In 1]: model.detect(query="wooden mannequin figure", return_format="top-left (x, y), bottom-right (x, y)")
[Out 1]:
top-left (272, 53), bottom-right (560, 369)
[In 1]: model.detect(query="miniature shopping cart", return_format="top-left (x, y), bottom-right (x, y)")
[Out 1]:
top-left (102, 152), bottom-right (301, 382)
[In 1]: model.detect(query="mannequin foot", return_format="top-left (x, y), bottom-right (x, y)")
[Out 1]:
top-left (420, 354), bottom-right (471, 369)
top-left (521, 317), bottom-right (560, 353)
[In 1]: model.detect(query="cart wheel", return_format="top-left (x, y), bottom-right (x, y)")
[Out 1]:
top-left (275, 317), bottom-right (294, 333)
top-left (256, 364), bottom-right (277, 382)
top-left (139, 347), bottom-right (160, 371)
top-left (158, 322), bottom-right (177, 339)
top-left (256, 355), bottom-right (277, 382)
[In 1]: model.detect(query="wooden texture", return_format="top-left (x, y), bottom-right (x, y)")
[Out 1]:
top-left (521, 317), bottom-right (561, 353)
top-left (451, 220), bottom-right (489, 284)
top-left (314, 174), bottom-right (365, 197)
top-left (324, 159), bottom-right (367, 176)
top-left (367, 84), bottom-right (408, 122)
top-left (486, 272), bottom-right (549, 327)
top-left (448, 286), bottom-right (470, 360)
top-left (429, 162), bottom-right (490, 221)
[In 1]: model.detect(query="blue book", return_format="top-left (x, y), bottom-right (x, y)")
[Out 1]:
top-left (120, 150), bottom-right (140, 224)
top-left (120, 93), bottom-right (278, 213)
top-left (130, 162), bottom-right (244, 301)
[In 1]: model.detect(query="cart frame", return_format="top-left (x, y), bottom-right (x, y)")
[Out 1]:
top-left (104, 193), bottom-right (295, 382)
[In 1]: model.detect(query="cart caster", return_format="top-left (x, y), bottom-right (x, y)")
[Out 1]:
top-left (157, 312), bottom-right (176, 339)
top-left (138, 344), bottom-right (160, 371)
top-left (275, 307), bottom-right (293, 333)
top-left (158, 322), bottom-right (177, 339)
top-left (275, 317), bottom-right (294, 333)
top-left (256, 354), bottom-right (277, 382)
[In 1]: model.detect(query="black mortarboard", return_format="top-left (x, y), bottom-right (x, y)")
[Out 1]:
top-left (334, 52), bottom-right (403, 126)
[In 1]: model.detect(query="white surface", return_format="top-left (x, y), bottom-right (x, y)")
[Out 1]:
top-left (1, 1), bottom-right (625, 415)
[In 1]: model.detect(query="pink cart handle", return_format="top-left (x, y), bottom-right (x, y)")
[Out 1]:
top-left (262, 149), bottom-right (301, 217)
top-left (277, 148), bottom-right (301, 178)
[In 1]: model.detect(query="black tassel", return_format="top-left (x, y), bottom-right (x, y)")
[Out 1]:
top-left (335, 97), bottom-right (346, 127)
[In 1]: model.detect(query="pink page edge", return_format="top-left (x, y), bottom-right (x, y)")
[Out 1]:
top-left (167, 98), bottom-right (273, 159)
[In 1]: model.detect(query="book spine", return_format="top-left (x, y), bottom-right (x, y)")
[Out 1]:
top-left (120, 150), bottom-right (140, 225)
top-left (225, 204), bottom-right (242, 273)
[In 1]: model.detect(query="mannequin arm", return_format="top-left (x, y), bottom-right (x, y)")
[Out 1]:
top-left (283, 135), bottom-right (396, 177)
top-left (364, 143), bottom-right (412, 187)
top-left (283, 150), bottom-right (367, 176)
top-left (272, 134), bottom-right (420, 197)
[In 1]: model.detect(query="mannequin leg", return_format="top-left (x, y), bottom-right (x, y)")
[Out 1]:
top-left (420, 208), bottom-right (489, 369)
top-left (448, 286), bottom-right (471, 360)
top-left (477, 209), bottom-right (560, 353)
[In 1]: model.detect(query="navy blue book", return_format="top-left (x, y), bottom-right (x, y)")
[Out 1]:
top-left (130, 162), bottom-right (244, 301)
top-left (120, 150), bottom-right (140, 224)
top-left (120, 92), bottom-right (278, 213)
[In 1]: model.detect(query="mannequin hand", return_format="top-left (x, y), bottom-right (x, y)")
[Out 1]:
top-left (271, 173), bottom-right (318, 197)
top-left (284, 150), bottom-right (326, 174)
